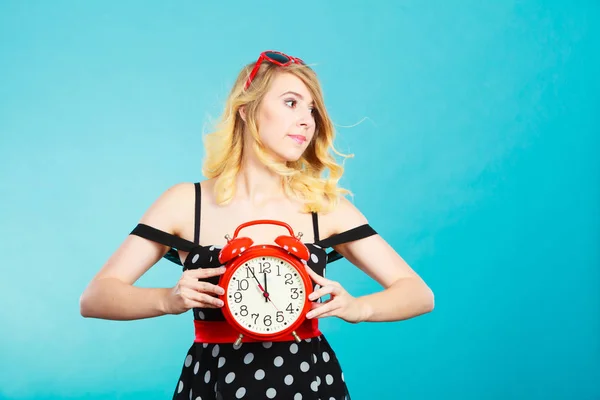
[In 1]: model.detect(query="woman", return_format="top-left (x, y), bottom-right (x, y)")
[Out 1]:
top-left (80, 51), bottom-right (435, 400)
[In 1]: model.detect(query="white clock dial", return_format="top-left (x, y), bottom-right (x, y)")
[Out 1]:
top-left (226, 256), bottom-right (307, 335)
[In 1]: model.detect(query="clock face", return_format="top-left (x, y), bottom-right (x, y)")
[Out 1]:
top-left (225, 255), bottom-right (307, 335)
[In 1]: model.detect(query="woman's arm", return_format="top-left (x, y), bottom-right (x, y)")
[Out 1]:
top-left (80, 183), bottom-right (195, 320)
top-left (308, 197), bottom-right (434, 323)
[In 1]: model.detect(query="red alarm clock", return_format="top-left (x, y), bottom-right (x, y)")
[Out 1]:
top-left (217, 220), bottom-right (314, 345)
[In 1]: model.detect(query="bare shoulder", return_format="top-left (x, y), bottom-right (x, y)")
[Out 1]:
top-left (138, 181), bottom-right (197, 235)
top-left (327, 195), bottom-right (370, 235)
top-left (88, 181), bottom-right (197, 285)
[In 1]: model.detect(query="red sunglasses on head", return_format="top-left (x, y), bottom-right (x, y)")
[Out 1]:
top-left (244, 50), bottom-right (305, 90)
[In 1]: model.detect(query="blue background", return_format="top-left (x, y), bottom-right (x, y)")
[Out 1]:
top-left (1, 1), bottom-right (598, 399)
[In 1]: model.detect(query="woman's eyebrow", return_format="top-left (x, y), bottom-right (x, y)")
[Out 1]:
top-left (280, 91), bottom-right (314, 105)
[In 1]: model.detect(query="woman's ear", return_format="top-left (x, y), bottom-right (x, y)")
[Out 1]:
top-left (239, 105), bottom-right (247, 122)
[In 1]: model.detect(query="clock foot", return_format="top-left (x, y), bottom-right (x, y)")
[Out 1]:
top-left (292, 331), bottom-right (301, 343)
top-left (234, 334), bottom-right (244, 346)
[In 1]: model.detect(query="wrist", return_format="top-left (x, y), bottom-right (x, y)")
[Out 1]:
top-left (157, 288), bottom-right (172, 315)
top-left (355, 296), bottom-right (373, 323)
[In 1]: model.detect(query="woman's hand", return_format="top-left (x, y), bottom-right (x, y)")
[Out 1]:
top-left (162, 267), bottom-right (226, 315)
top-left (303, 265), bottom-right (369, 324)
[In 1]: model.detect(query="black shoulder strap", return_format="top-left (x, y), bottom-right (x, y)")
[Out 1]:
top-left (194, 182), bottom-right (202, 245)
top-left (130, 224), bottom-right (197, 267)
top-left (315, 224), bottom-right (377, 264)
top-left (311, 212), bottom-right (320, 242)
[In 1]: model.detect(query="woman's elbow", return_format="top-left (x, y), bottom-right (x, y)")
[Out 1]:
top-left (423, 287), bottom-right (435, 313)
top-left (79, 290), bottom-right (93, 318)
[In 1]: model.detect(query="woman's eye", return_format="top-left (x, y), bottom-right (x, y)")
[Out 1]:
top-left (285, 99), bottom-right (296, 108)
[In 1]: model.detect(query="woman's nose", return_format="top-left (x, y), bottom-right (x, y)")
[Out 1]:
top-left (297, 109), bottom-right (313, 127)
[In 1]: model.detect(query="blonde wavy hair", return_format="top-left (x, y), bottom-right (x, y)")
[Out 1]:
top-left (202, 59), bottom-right (353, 214)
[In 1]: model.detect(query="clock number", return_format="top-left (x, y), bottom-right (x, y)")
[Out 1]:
top-left (234, 291), bottom-right (243, 303)
top-left (245, 267), bottom-right (255, 279)
top-left (284, 273), bottom-right (293, 285)
top-left (276, 265), bottom-right (282, 276)
top-left (263, 315), bottom-right (272, 326)
top-left (290, 287), bottom-right (299, 299)
top-left (236, 279), bottom-right (249, 291)
top-left (286, 303), bottom-right (294, 314)
top-left (276, 311), bottom-right (284, 323)
top-left (240, 305), bottom-right (248, 316)
top-left (259, 262), bottom-right (271, 274)
top-left (251, 313), bottom-right (259, 325)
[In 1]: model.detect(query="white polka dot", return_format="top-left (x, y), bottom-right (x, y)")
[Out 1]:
top-left (197, 310), bottom-right (205, 319)
top-left (341, 372), bottom-right (345, 381)
top-left (294, 394), bottom-right (302, 400)
top-left (266, 388), bottom-right (277, 399)
top-left (189, 388), bottom-right (193, 400)
top-left (284, 245), bottom-right (289, 250)
top-left (316, 376), bottom-right (321, 386)
top-left (212, 345), bottom-right (220, 357)
top-left (240, 247), bottom-right (246, 252)
top-left (177, 380), bottom-right (183, 393)
top-left (312, 354), bottom-right (317, 363)
top-left (313, 244), bottom-right (322, 249)
top-left (235, 387), bottom-right (246, 398)
top-left (274, 356), bottom-right (284, 367)
top-left (284, 374), bottom-right (294, 385)
top-left (218, 357), bottom-right (226, 368)
top-left (310, 253), bottom-right (319, 263)
top-left (233, 342), bottom-right (242, 350)
top-left (194, 362), bottom-right (200, 375)
top-left (305, 338), bottom-right (312, 343)
top-left (204, 370), bottom-right (211, 383)
top-left (195, 397), bottom-right (202, 400)
top-left (292, 247), bottom-right (297, 252)
top-left (301, 259), bottom-right (308, 265)
top-left (184, 354), bottom-right (193, 367)
top-left (225, 372), bottom-right (236, 384)
top-left (202, 343), bottom-right (208, 348)
top-left (300, 362), bottom-right (310, 372)
top-left (310, 381), bottom-right (318, 391)
top-left (243, 352), bottom-right (254, 364)
top-left (323, 351), bottom-right (330, 362)
top-left (330, 398), bottom-right (336, 400)
top-left (289, 343), bottom-right (298, 354)
top-left (209, 256), bottom-right (213, 262)
top-left (326, 374), bottom-right (334, 385)
top-left (209, 246), bottom-right (215, 251)
top-left (232, 248), bottom-right (237, 254)
top-left (255, 369), bottom-right (265, 380)
top-left (263, 341), bottom-right (273, 349)
top-left (192, 254), bottom-right (200, 264)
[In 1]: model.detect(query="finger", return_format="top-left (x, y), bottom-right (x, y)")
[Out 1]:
top-left (185, 281), bottom-right (225, 296)
top-left (303, 265), bottom-right (331, 286)
top-left (182, 288), bottom-right (224, 308)
top-left (312, 310), bottom-right (338, 319)
top-left (308, 285), bottom-right (338, 301)
top-left (185, 267), bottom-right (226, 279)
top-left (310, 299), bottom-right (332, 310)
top-left (306, 300), bottom-right (338, 319)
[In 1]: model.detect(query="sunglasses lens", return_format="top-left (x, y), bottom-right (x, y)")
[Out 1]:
top-left (265, 51), bottom-right (291, 64)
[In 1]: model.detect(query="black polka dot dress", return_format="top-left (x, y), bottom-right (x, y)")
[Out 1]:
top-left (130, 183), bottom-right (377, 400)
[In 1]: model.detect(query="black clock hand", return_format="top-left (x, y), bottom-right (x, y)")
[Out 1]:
top-left (245, 266), bottom-right (278, 310)
top-left (246, 266), bottom-right (268, 297)
top-left (263, 272), bottom-right (269, 303)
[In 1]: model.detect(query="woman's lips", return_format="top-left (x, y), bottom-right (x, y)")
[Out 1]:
top-left (288, 135), bottom-right (307, 144)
